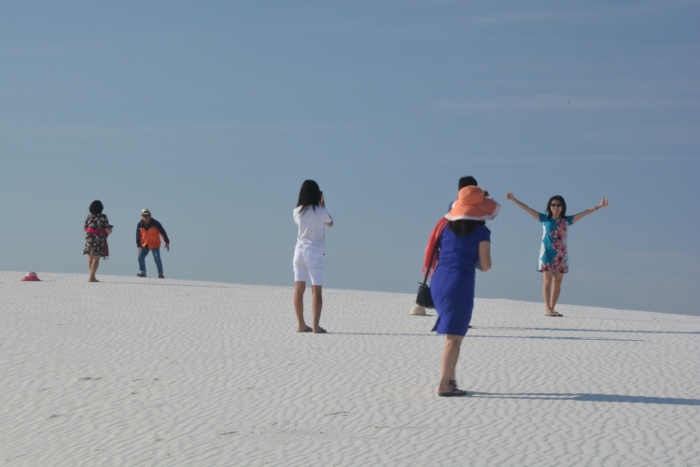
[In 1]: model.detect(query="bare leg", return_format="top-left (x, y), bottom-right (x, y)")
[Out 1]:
top-left (88, 255), bottom-right (100, 282)
top-left (294, 281), bottom-right (310, 331)
top-left (438, 334), bottom-right (464, 393)
top-left (542, 272), bottom-right (553, 312)
top-left (550, 273), bottom-right (565, 313)
top-left (311, 285), bottom-right (325, 333)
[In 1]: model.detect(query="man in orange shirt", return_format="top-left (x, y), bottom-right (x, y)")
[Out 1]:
top-left (136, 208), bottom-right (171, 279)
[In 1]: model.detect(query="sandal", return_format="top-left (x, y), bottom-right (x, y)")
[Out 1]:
top-left (545, 310), bottom-right (563, 317)
top-left (439, 387), bottom-right (468, 397)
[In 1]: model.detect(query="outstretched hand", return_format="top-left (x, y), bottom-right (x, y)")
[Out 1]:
top-left (599, 197), bottom-right (609, 208)
top-left (506, 191), bottom-right (514, 201)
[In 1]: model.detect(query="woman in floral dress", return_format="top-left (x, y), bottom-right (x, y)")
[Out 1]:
top-left (506, 192), bottom-right (608, 316)
top-left (83, 200), bottom-right (112, 282)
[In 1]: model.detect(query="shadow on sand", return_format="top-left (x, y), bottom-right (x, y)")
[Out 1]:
top-left (469, 392), bottom-right (700, 406)
top-left (470, 334), bottom-right (643, 342)
top-left (323, 331), bottom-right (640, 342)
top-left (478, 326), bottom-right (700, 336)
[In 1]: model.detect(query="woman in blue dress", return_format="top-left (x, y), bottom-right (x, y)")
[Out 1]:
top-left (506, 192), bottom-right (609, 316)
top-left (423, 186), bottom-right (499, 397)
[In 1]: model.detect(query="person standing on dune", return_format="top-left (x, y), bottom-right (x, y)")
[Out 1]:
top-left (292, 180), bottom-right (333, 334)
top-left (424, 185), bottom-right (499, 397)
top-left (136, 208), bottom-right (170, 279)
top-left (506, 192), bottom-right (609, 316)
top-left (83, 200), bottom-right (112, 282)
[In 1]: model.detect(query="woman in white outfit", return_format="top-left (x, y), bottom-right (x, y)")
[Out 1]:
top-left (293, 180), bottom-right (334, 333)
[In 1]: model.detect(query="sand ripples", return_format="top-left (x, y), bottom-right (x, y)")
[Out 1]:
top-left (1, 273), bottom-right (699, 466)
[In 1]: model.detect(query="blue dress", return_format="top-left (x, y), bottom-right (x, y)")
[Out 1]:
top-left (430, 225), bottom-right (491, 336)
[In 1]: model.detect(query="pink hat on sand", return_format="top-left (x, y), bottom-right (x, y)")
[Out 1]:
top-left (21, 272), bottom-right (41, 281)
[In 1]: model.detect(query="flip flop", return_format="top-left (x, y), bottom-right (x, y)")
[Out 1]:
top-left (297, 326), bottom-right (313, 333)
top-left (438, 388), bottom-right (468, 397)
top-left (313, 328), bottom-right (327, 334)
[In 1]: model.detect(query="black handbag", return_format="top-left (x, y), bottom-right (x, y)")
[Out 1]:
top-left (416, 281), bottom-right (434, 309)
top-left (416, 241), bottom-right (439, 309)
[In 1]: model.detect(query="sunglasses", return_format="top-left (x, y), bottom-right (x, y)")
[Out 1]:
top-left (550, 203), bottom-right (562, 207)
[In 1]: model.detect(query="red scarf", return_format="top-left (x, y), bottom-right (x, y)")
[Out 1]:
top-left (422, 217), bottom-right (448, 277)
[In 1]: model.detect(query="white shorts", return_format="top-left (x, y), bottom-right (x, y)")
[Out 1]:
top-left (293, 246), bottom-right (325, 285)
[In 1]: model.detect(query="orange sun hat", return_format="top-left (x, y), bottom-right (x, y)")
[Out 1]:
top-left (446, 186), bottom-right (500, 221)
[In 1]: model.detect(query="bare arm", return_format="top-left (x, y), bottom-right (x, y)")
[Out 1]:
top-left (477, 241), bottom-right (491, 272)
top-left (321, 193), bottom-right (333, 227)
top-left (506, 191), bottom-right (540, 220)
top-left (572, 197), bottom-right (609, 223)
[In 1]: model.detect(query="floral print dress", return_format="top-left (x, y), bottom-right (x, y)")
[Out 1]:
top-left (537, 213), bottom-right (574, 273)
top-left (83, 213), bottom-right (111, 257)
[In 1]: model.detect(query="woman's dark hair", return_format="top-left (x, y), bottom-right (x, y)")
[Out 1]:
top-left (546, 195), bottom-right (567, 218)
top-left (458, 176), bottom-right (478, 190)
top-left (296, 180), bottom-right (322, 214)
top-left (448, 219), bottom-right (486, 236)
top-left (89, 200), bottom-right (104, 215)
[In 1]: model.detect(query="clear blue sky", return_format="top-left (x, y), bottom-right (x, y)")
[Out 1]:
top-left (2, 1), bottom-right (698, 315)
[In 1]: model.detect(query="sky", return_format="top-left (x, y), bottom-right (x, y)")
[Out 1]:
top-left (1, 1), bottom-right (699, 316)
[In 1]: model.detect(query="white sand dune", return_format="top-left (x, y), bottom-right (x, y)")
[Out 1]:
top-left (1, 271), bottom-right (699, 466)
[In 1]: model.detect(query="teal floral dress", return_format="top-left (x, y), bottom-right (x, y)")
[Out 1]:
top-left (538, 213), bottom-right (574, 273)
